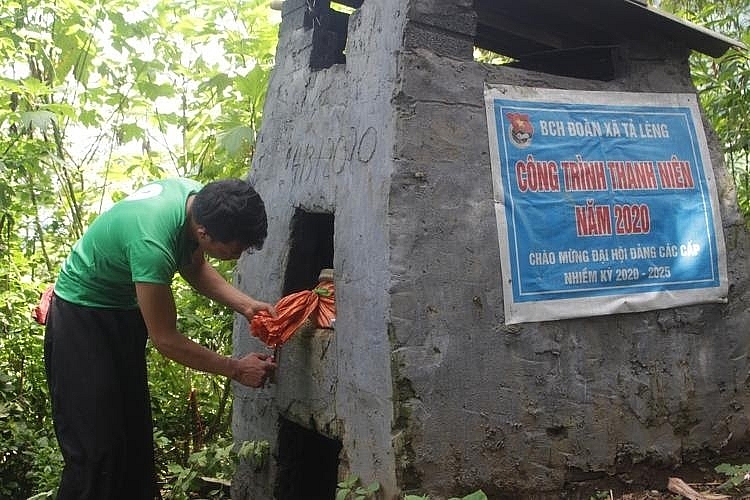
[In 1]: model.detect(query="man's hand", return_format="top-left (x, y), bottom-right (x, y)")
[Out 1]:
top-left (232, 352), bottom-right (277, 388)
top-left (243, 298), bottom-right (277, 320)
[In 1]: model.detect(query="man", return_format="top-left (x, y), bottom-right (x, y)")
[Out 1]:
top-left (44, 177), bottom-right (277, 499)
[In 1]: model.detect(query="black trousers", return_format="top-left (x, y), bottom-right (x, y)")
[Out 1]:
top-left (44, 294), bottom-right (156, 500)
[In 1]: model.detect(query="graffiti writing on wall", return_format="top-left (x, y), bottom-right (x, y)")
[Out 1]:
top-left (284, 126), bottom-right (377, 185)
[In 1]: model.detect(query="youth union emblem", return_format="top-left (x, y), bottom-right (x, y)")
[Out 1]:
top-left (506, 112), bottom-right (534, 148)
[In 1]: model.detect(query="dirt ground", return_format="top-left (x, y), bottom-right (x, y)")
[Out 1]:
top-left (565, 473), bottom-right (749, 500)
top-left (606, 483), bottom-right (735, 500)
top-left (551, 455), bottom-right (750, 500)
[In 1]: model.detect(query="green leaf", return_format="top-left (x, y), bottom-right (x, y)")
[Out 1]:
top-left (335, 489), bottom-right (350, 500)
top-left (167, 463), bottom-right (187, 474)
top-left (338, 474), bottom-right (359, 489)
top-left (20, 110), bottom-right (56, 130)
top-left (20, 77), bottom-right (53, 96)
top-left (199, 72), bottom-right (233, 95)
top-left (218, 124), bottom-right (254, 157)
top-left (449, 492), bottom-right (489, 500)
top-left (136, 81), bottom-right (176, 99)
top-left (461, 491), bottom-right (488, 500)
top-left (41, 103), bottom-right (77, 121)
top-left (115, 123), bottom-right (145, 144)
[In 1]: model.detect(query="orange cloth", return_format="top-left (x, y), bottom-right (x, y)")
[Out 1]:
top-left (33, 284), bottom-right (54, 325)
top-left (250, 280), bottom-right (335, 348)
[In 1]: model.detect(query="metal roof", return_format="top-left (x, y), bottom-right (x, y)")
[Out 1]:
top-left (474, 0), bottom-right (746, 60)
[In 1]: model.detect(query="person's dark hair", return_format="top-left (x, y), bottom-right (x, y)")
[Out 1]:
top-left (192, 179), bottom-right (268, 250)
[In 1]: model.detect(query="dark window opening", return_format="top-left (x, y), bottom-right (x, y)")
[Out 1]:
top-left (283, 209), bottom-right (334, 295)
top-left (274, 417), bottom-right (342, 500)
top-left (305, 0), bottom-right (363, 70)
top-left (472, 0), bottom-right (618, 81)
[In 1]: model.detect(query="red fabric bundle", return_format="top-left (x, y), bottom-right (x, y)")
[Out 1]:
top-left (250, 280), bottom-right (335, 348)
top-left (33, 284), bottom-right (55, 325)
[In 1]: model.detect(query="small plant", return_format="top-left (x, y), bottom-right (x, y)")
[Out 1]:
top-left (161, 438), bottom-right (270, 500)
top-left (237, 439), bottom-right (271, 471)
top-left (715, 462), bottom-right (750, 494)
top-left (336, 474), bottom-right (381, 500)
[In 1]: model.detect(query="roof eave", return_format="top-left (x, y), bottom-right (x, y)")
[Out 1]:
top-left (624, 0), bottom-right (747, 57)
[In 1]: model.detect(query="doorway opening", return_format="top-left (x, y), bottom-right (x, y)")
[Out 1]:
top-left (274, 416), bottom-right (343, 499)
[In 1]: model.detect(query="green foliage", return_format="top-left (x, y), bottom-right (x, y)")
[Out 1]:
top-left (715, 462), bottom-right (750, 494)
top-left (451, 492), bottom-right (488, 500)
top-left (160, 437), bottom-right (270, 500)
top-left (473, 47), bottom-right (513, 65)
top-left (149, 274), bottom-right (241, 479)
top-left (0, 338), bottom-right (61, 499)
top-left (335, 478), bottom-right (487, 500)
top-left (0, 0), bottom-right (279, 497)
top-left (0, 252), bottom-right (61, 498)
top-left (657, 0), bottom-right (750, 222)
top-left (336, 475), bottom-right (381, 500)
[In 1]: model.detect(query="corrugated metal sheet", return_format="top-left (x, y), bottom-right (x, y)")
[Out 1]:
top-left (474, 0), bottom-right (745, 60)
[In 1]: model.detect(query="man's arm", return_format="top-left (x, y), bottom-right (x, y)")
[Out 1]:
top-left (179, 250), bottom-right (275, 319)
top-left (135, 282), bottom-right (275, 387)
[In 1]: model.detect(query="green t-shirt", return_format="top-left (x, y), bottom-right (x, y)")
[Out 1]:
top-left (54, 178), bottom-right (203, 309)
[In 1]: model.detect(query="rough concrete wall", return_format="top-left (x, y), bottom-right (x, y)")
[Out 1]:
top-left (403, 0), bottom-right (476, 59)
top-left (232, 1), bottom-right (406, 499)
top-left (389, 37), bottom-right (750, 499)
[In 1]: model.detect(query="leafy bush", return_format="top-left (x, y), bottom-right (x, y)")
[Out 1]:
top-left (715, 462), bottom-right (750, 495)
top-left (336, 475), bottom-right (381, 500)
top-left (0, 277), bottom-right (62, 499)
top-left (150, 273), bottom-right (239, 473)
top-left (159, 437), bottom-right (270, 500)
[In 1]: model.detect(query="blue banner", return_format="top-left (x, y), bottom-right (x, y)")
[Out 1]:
top-left (484, 86), bottom-right (727, 324)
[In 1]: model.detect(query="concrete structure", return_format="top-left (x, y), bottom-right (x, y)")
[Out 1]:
top-left (232, 1), bottom-right (749, 498)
